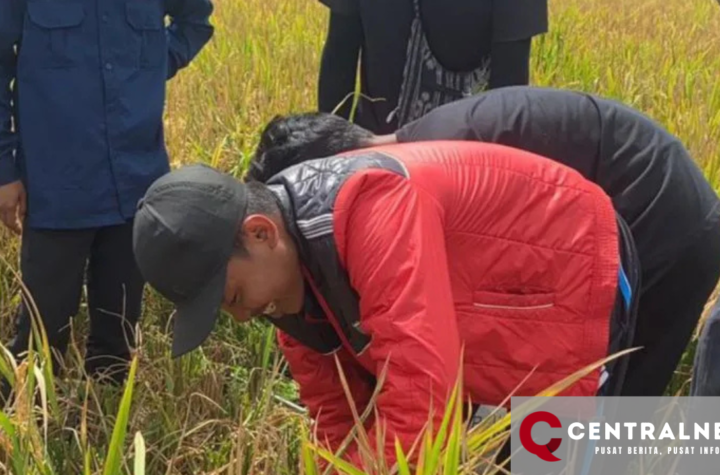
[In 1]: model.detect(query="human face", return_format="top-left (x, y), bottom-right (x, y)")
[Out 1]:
top-left (221, 215), bottom-right (304, 323)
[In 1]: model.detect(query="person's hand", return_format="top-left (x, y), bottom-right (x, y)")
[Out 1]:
top-left (0, 180), bottom-right (26, 235)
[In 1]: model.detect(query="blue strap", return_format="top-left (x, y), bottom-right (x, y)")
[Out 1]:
top-left (579, 265), bottom-right (631, 475)
top-left (577, 265), bottom-right (630, 475)
top-left (618, 265), bottom-right (632, 311)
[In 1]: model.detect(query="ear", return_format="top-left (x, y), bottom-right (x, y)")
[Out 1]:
top-left (240, 215), bottom-right (280, 249)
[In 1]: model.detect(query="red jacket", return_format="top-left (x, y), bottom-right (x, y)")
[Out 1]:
top-left (272, 141), bottom-right (620, 467)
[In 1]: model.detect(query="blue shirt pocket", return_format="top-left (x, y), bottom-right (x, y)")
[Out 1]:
top-left (23, 2), bottom-right (86, 69)
top-left (125, 1), bottom-right (167, 70)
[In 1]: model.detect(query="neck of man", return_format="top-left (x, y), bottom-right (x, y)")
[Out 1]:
top-left (368, 134), bottom-right (399, 147)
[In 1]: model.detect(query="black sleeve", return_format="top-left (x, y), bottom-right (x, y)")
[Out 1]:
top-left (317, 9), bottom-right (363, 118)
top-left (489, 38), bottom-right (531, 88)
top-left (488, 0), bottom-right (547, 89)
top-left (492, 0), bottom-right (548, 42)
top-left (318, 0), bottom-right (359, 15)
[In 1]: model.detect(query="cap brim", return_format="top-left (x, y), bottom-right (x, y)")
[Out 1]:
top-left (170, 265), bottom-right (227, 358)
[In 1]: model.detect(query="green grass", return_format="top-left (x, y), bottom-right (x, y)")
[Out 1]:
top-left (2, 0), bottom-right (720, 472)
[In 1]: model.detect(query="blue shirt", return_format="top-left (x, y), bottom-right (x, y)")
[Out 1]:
top-left (0, 0), bottom-right (214, 229)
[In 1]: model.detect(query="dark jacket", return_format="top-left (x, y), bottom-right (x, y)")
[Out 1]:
top-left (396, 86), bottom-right (720, 278)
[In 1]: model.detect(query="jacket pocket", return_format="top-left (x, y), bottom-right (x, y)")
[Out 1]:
top-left (125, 1), bottom-right (166, 69)
top-left (24, 2), bottom-right (85, 69)
top-left (472, 289), bottom-right (555, 312)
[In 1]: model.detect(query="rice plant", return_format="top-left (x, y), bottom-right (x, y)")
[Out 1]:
top-left (1, 0), bottom-right (719, 472)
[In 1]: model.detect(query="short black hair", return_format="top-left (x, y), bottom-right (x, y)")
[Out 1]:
top-left (248, 112), bottom-right (375, 182)
top-left (245, 181), bottom-right (279, 216)
top-left (234, 181), bottom-right (281, 256)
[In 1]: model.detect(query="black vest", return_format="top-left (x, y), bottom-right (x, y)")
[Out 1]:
top-left (263, 151), bottom-right (410, 356)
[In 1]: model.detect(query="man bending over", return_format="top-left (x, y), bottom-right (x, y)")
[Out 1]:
top-left (248, 85), bottom-right (720, 397)
top-left (132, 140), bottom-right (639, 467)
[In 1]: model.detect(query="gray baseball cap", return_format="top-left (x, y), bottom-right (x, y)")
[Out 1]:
top-left (132, 164), bottom-right (248, 358)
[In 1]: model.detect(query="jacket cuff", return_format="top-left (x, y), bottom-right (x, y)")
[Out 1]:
top-left (493, 0), bottom-right (548, 42)
top-left (318, 0), bottom-right (359, 16)
top-left (0, 151), bottom-right (20, 186)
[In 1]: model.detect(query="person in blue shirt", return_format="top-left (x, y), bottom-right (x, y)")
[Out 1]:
top-left (0, 0), bottom-right (214, 397)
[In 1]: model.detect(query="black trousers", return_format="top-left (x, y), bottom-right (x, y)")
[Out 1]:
top-left (620, 217), bottom-right (720, 396)
top-left (3, 221), bottom-right (144, 393)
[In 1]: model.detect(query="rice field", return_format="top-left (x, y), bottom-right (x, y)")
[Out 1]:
top-left (1, 0), bottom-right (720, 473)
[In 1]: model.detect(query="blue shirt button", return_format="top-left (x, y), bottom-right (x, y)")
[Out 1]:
top-left (105, 63), bottom-right (113, 71)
